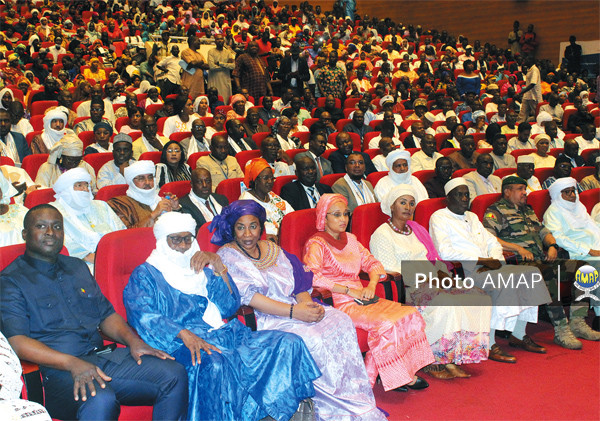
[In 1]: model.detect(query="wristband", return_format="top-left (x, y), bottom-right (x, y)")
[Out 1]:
top-left (214, 265), bottom-right (228, 276)
top-left (548, 244), bottom-right (559, 250)
top-left (289, 304), bottom-right (294, 319)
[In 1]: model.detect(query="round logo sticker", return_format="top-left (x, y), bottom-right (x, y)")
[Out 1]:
top-left (574, 265), bottom-right (600, 302)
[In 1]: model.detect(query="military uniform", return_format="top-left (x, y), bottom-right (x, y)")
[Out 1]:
top-left (483, 197), bottom-right (587, 324)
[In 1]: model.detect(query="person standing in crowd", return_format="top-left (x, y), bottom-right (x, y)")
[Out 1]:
top-left (233, 41), bottom-right (272, 101)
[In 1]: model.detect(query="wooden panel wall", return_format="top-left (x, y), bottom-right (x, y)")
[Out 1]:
top-left (276, 1), bottom-right (600, 63)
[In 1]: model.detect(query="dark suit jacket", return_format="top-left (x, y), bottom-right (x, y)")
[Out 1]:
top-left (296, 151), bottom-right (333, 181)
top-left (280, 56), bottom-right (310, 90)
top-left (313, 107), bottom-right (345, 124)
top-left (4, 131), bottom-right (32, 162)
top-left (403, 134), bottom-right (422, 149)
top-left (227, 136), bottom-right (258, 156)
top-left (280, 180), bottom-right (333, 210)
top-left (179, 193), bottom-right (229, 229)
top-left (328, 150), bottom-right (377, 175)
top-left (343, 123), bottom-right (373, 142)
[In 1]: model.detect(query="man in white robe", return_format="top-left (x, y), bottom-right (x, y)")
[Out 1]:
top-left (97, 134), bottom-right (136, 189)
top-left (374, 150), bottom-right (428, 204)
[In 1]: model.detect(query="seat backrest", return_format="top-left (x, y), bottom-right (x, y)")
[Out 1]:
top-left (21, 154), bottom-right (49, 180)
top-left (0, 156), bottom-right (15, 166)
top-left (24, 188), bottom-right (55, 209)
top-left (470, 193), bottom-right (502, 222)
top-left (252, 132), bottom-right (271, 148)
top-left (534, 167), bottom-right (554, 184)
top-left (169, 131), bottom-right (191, 142)
top-left (440, 147), bottom-right (459, 157)
top-left (78, 131), bottom-right (96, 149)
top-left (351, 203), bottom-right (388, 249)
top-left (366, 171), bottom-right (388, 188)
top-left (30, 100), bottom-right (58, 116)
top-left (571, 166), bottom-right (595, 182)
top-left (328, 131), bottom-right (361, 151)
top-left (413, 170), bottom-right (435, 184)
top-left (139, 151), bottom-right (162, 164)
top-left (414, 197), bottom-right (447, 230)
top-left (145, 103), bottom-right (163, 116)
top-left (452, 168), bottom-right (475, 178)
top-left (510, 148), bottom-right (537, 160)
top-left (579, 188), bottom-right (600, 214)
top-left (0, 244), bottom-right (68, 272)
top-left (215, 178), bottom-right (243, 203)
top-left (156, 117), bottom-right (167, 135)
top-left (272, 175), bottom-right (297, 195)
top-left (548, 148), bottom-right (564, 158)
top-left (29, 115), bottom-right (44, 131)
top-left (319, 173), bottom-right (345, 187)
top-left (159, 180), bottom-right (191, 198)
top-left (95, 184), bottom-right (128, 201)
top-left (292, 131), bottom-right (310, 146)
top-left (95, 228), bottom-right (155, 318)
top-left (197, 222), bottom-right (220, 253)
top-left (83, 152), bottom-right (113, 176)
top-left (235, 150), bottom-right (262, 169)
top-left (527, 189), bottom-right (551, 221)
top-left (580, 148), bottom-right (599, 165)
top-left (493, 167), bottom-right (516, 179)
top-left (187, 151), bottom-right (210, 169)
top-left (279, 209), bottom-right (318, 259)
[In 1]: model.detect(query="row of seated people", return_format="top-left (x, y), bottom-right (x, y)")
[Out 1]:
top-left (1, 160), bottom-right (599, 420)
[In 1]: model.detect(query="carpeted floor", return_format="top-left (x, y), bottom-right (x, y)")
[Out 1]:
top-left (373, 321), bottom-right (599, 420)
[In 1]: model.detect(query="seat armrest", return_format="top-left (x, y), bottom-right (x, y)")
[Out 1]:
top-left (359, 272), bottom-right (403, 302)
top-left (20, 360), bottom-right (44, 405)
top-left (236, 305), bottom-right (257, 331)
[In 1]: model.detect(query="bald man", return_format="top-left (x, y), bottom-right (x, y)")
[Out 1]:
top-left (178, 167), bottom-right (229, 228)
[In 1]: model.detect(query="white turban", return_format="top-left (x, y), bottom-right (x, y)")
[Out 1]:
top-left (53, 168), bottom-right (92, 215)
top-left (517, 155), bottom-right (535, 164)
top-left (48, 134), bottom-right (83, 165)
top-left (124, 160), bottom-right (160, 208)
top-left (424, 112), bottom-right (436, 123)
top-left (381, 184), bottom-right (416, 216)
top-left (386, 149), bottom-right (412, 184)
top-left (444, 177), bottom-right (468, 195)
top-left (0, 170), bottom-right (18, 205)
top-left (146, 212), bottom-right (224, 329)
top-left (193, 95), bottom-right (209, 113)
top-left (534, 133), bottom-right (550, 144)
top-left (445, 110), bottom-right (457, 118)
top-left (0, 88), bottom-right (14, 110)
top-left (536, 111), bottom-right (552, 125)
top-left (548, 177), bottom-right (593, 230)
top-left (42, 107), bottom-right (69, 149)
top-left (548, 177), bottom-right (577, 203)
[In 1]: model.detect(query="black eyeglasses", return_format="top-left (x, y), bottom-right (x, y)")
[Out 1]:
top-left (167, 234), bottom-right (196, 245)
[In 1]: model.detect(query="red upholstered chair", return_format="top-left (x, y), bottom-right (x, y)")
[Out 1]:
top-left (579, 188), bottom-right (600, 214)
top-left (78, 131), bottom-right (96, 149)
top-left (84, 153), bottom-right (113, 176)
top-left (156, 117), bottom-right (167, 135)
top-left (200, 116), bottom-right (214, 127)
top-left (368, 119), bottom-right (383, 130)
top-left (144, 103), bottom-right (163, 116)
top-left (235, 150), bottom-right (261, 169)
top-left (30, 100), bottom-right (58, 116)
top-left (548, 148), bottom-right (564, 158)
top-left (439, 147), bottom-right (459, 157)
top-left (494, 167), bottom-right (516, 178)
top-left (302, 118), bottom-right (318, 129)
top-left (115, 116), bottom-right (129, 132)
top-left (169, 131), bottom-right (191, 142)
top-left (26, 130), bottom-right (42, 146)
top-left (96, 184), bottom-right (128, 201)
top-left (319, 173), bottom-right (345, 187)
top-left (285, 149), bottom-right (307, 162)
top-left (563, 108), bottom-right (577, 129)
top-left (335, 118), bottom-right (352, 132)
top-left (476, 147), bottom-right (492, 155)
top-left (328, 132), bottom-right (361, 151)
top-left (252, 132), bottom-right (271, 148)
top-left (273, 175), bottom-right (297, 195)
top-left (279, 209), bottom-right (318, 259)
top-left (510, 148), bottom-right (536, 160)
top-left (534, 167), bottom-right (555, 184)
top-left (413, 170), bottom-right (436, 184)
top-left (139, 151), bottom-right (162, 164)
top-left (470, 193), bottom-right (502, 222)
top-left (321, 149), bottom-right (338, 160)
top-left (350, 203), bottom-right (388, 249)
top-left (159, 180), bottom-right (191, 198)
top-left (292, 131), bottom-right (310, 146)
top-left (405, 147), bottom-right (421, 156)
top-left (452, 168), bottom-right (475, 178)
top-left (435, 132), bottom-right (451, 150)
top-left (187, 151), bottom-right (210, 169)
top-left (0, 156), bottom-right (14, 166)
top-left (571, 166), bottom-right (595, 182)
top-left (581, 148), bottom-right (599, 164)
top-left (316, 97), bottom-right (341, 108)
top-left (414, 197), bottom-right (447, 231)
top-left (197, 222), bottom-right (220, 253)
top-left (215, 178), bottom-right (243, 202)
top-left (24, 188), bottom-right (55, 208)
top-left (527, 189), bottom-right (551, 221)
top-left (366, 171), bottom-right (388, 188)
top-left (21, 153), bottom-right (49, 180)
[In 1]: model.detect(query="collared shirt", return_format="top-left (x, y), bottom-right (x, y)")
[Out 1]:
top-left (301, 183), bottom-right (321, 208)
top-left (196, 154), bottom-right (244, 192)
top-left (97, 159), bottom-right (136, 189)
top-left (0, 254), bottom-right (115, 357)
top-left (411, 150), bottom-right (443, 172)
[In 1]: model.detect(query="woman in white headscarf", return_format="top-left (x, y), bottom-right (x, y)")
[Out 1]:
top-left (543, 177), bottom-right (600, 261)
top-left (34, 134), bottom-right (97, 191)
top-left (193, 95), bottom-right (213, 117)
top-left (370, 184), bottom-right (492, 379)
top-left (123, 212), bottom-right (320, 421)
top-left (50, 168), bottom-right (125, 271)
top-left (0, 170), bottom-right (27, 247)
top-left (0, 88), bottom-right (14, 110)
top-left (374, 149), bottom-right (428, 203)
top-left (31, 107), bottom-right (69, 154)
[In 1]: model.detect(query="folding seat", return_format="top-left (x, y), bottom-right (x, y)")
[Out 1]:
top-left (215, 177), bottom-right (243, 203)
top-left (169, 131), bottom-right (191, 142)
top-left (159, 180), bottom-right (191, 198)
top-left (414, 197), bottom-right (447, 231)
top-left (319, 173), bottom-right (345, 187)
top-left (272, 175), bottom-right (297, 195)
top-left (251, 131), bottom-right (271, 148)
top-left (579, 188), bottom-right (600, 213)
top-left (534, 167), bottom-right (555, 185)
top-left (527, 189), bottom-right (551, 221)
top-left (470, 193), bottom-right (502, 222)
top-left (235, 150), bottom-right (262, 169)
top-left (366, 171), bottom-right (387, 188)
top-left (138, 151), bottom-right (162, 164)
top-left (95, 184), bottom-right (128, 202)
top-left (571, 166), bottom-right (595, 182)
top-left (21, 153), bottom-right (48, 180)
top-left (187, 151), bottom-right (210, 169)
top-left (452, 168), bottom-right (476, 178)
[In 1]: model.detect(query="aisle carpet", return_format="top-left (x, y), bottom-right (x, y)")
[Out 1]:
top-left (372, 321), bottom-right (599, 420)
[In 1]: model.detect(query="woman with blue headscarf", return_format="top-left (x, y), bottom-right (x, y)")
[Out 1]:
top-left (211, 200), bottom-right (385, 421)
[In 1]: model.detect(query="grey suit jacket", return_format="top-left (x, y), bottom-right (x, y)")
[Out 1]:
top-left (331, 177), bottom-right (377, 212)
top-left (296, 151), bottom-right (333, 182)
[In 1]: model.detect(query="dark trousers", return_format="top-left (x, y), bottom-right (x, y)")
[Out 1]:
top-left (42, 348), bottom-right (188, 421)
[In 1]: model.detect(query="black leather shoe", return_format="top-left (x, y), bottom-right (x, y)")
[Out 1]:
top-left (407, 376), bottom-right (429, 390)
top-left (393, 386), bottom-right (408, 392)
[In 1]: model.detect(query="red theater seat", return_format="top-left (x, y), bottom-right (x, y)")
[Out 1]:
top-left (215, 178), bottom-right (243, 203)
top-left (527, 189), bottom-right (551, 221)
top-left (159, 180), bottom-right (191, 198)
top-left (414, 197), bottom-right (447, 231)
top-left (470, 193), bottom-right (502, 222)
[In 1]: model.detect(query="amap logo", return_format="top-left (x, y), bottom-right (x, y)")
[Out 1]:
top-left (574, 265), bottom-right (599, 302)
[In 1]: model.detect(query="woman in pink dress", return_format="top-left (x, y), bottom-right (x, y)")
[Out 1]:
top-left (303, 193), bottom-right (434, 392)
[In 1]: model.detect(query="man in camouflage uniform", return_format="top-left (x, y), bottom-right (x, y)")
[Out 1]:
top-left (482, 176), bottom-right (600, 349)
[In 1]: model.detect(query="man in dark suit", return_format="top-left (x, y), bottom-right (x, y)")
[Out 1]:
top-left (313, 94), bottom-right (344, 124)
top-left (403, 121), bottom-right (426, 149)
top-left (225, 118), bottom-right (258, 156)
top-left (179, 167), bottom-right (229, 228)
top-left (280, 155), bottom-right (333, 210)
top-left (296, 133), bottom-right (333, 182)
top-left (328, 131), bottom-right (377, 175)
top-left (280, 43), bottom-right (310, 95)
top-left (0, 109), bottom-right (32, 164)
top-left (343, 110), bottom-right (373, 147)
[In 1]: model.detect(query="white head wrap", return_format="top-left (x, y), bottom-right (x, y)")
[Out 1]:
top-left (424, 112), bottom-right (436, 123)
top-left (381, 184), bottom-right (416, 217)
top-left (53, 167), bottom-right (93, 217)
top-left (193, 95), bottom-right (209, 113)
top-left (146, 212), bottom-right (224, 329)
top-left (48, 134), bottom-right (83, 165)
top-left (42, 107), bottom-right (68, 149)
top-left (536, 111), bottom-right (552, 125)
top-left (0, 88), bottom-right (14, 110)
top-left (139, 80), bottom-right (152, 93)
top-left (517, 155), bottom-right (535, 164)
top-left (445, 110), bottom-right (457, 118)
top-left (0, 170), bottom-right (18, 205)
top-left (124, 160), bottom-right (160, 208)
top-left (534, 133), bottom-right (550, 144)
top-left (444, 177), bottom-right (468, 195)
top-left (386, 149), bottom-right (412, 184)
top-left (548, 177), bottom-right (593, 230)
